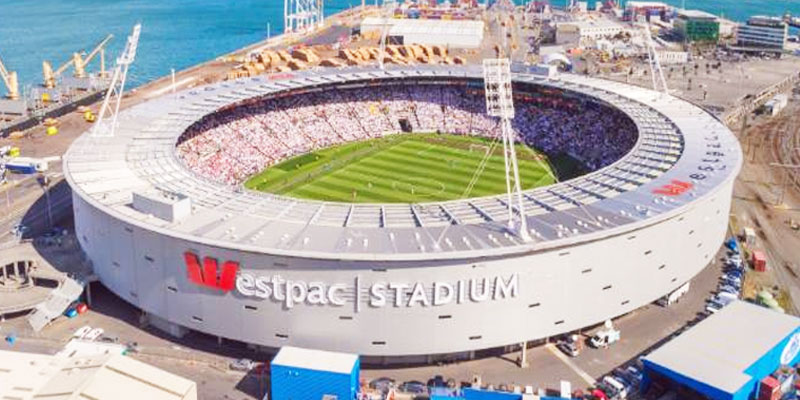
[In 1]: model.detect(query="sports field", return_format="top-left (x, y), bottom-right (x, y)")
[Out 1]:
top-left (245, 133), bottom-right (558, 203)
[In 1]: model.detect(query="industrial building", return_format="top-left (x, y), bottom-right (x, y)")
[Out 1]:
top-left (359, 17), bottom-right (484, 48)
top-left (674, 10), bottom-right (720, 43)
top-left (623, 1), bottom-right (671, 22)
top-left (642, 301), bottom-right (800, 400)
top-left (555, 20), bottom-right (628, 45)
top-left (737, 16), bottom-right (788, 50)
top-left (0, 340), bottom-right (197, 400)
top-left (656, 51), bottom-right (690, 65)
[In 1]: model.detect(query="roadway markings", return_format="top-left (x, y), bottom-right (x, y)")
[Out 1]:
top-left (544, 343), bottom-right (596, 386)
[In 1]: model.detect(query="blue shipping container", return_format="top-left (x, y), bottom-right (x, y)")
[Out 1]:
top-left (271, 346), bottom-right (360, 400)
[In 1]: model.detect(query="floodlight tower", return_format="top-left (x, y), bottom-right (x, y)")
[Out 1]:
top-left (92, 23), bottom-right (141, 138)
top-left (284, 0), bottom-right (325, 34)
top-left (483, 58), bottom-right (530, 241)
top-left (643, 23), bottom-right (668, 94)
top-left (378, 0), bottom-right (397, 70)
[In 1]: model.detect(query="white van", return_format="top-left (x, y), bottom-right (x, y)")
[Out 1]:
top-left (716, 291), bottom-right (738, 304)
top-left (603, 376), bottom-right (628, 399)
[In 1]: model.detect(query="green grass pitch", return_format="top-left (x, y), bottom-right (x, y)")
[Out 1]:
top-left (244, 133), bottom-right (558, 203)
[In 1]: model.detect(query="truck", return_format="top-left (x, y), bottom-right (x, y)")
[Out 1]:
top-left (657, 281), bottom-right (690, 307)
top-left (5, 157), bottom-right (48, 174)
top-left (590, 321), bottom-right (621, 348)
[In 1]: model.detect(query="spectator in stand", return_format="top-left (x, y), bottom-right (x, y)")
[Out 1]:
top-left (176, 84), bottom-right (637, 186)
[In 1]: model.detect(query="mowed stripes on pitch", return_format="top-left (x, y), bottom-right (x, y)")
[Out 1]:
top-left (270, 135), bottom-right (556, 203)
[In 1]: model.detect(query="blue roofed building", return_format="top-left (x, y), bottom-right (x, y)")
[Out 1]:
top-left (642, 301), bottom-right (800, 400)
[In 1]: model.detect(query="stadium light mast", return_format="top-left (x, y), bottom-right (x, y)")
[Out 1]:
top-left (643, 23), bottom-right (668, 94)
top-left (284, 0), bottom-right (325, 34)
top-left (483, 58), bottom-right (531, 242)
top-left (92, 23), bottom-right (141, 138)
top-left (378, 0), bottom-right (397, 70)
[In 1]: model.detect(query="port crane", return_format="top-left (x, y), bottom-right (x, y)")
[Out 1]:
top-left (0, 53), bottom-right (20, 100)
top-left (42, 34), bottom-right (113, 88)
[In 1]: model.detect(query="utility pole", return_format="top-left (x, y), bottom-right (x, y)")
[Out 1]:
top-left (37, 173), bottom-right (52, 229)
top-left (483, 58), bottom-right (530, 241)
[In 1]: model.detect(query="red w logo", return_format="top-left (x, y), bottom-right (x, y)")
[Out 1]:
top-left (183, 251), bottom-right (238, 292)
top-left (652, 180), bottom-right (693, 197)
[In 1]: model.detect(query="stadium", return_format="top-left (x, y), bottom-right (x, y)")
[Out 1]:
top-left (63, 65), bottom-right (742, 363)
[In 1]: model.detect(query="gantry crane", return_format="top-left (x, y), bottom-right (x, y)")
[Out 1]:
top-left (42, 34), bottom-right (113, 88)
top-left (0, 53), bottom-right (20, 100)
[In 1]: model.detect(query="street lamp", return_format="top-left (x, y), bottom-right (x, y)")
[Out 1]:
top-left (37, 173), bottom-right (53, 229)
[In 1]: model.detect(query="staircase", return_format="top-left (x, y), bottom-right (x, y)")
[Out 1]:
top-left (28, 277), bottom-right (84, 332)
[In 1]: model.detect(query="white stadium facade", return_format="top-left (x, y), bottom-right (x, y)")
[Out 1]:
top-left (64, 65), bottom-right (741, 363)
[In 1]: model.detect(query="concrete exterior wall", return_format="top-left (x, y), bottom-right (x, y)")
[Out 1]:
top-left (72, 176), bottom-right (735, 358)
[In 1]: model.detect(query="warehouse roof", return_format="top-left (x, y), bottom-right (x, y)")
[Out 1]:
top-left (273, 346), bottom-right (359, 374)
top-left (625, 1), bottom-right (669, 8)
top-left (644, 301), bottom-right (800, 395)
top-left (361, 17), bottom-right (484, 37)
top-left (677, 9), bottom-right (719, 20)
top-left (0, 341), bottom-right (197, 400)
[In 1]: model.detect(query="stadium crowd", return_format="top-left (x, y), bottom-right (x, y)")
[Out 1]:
top-left (177, 84), bottom-right (637, 186)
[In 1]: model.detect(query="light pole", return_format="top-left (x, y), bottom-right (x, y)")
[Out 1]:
top-left (36, 173), bottom-right (53, 229)
top-left (483, 58), bottom-right (530, 242)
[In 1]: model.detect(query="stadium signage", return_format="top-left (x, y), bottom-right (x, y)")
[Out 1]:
top-left (183, 251), bottom-right (519, 310)
top-left (234, 273), bottom-right (519, 310)
top-left (781, 332), bottom-right (800, 365)
top-left (183, 252), bottom-right (238, 292)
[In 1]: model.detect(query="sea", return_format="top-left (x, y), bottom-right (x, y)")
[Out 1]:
top-left (0, 0), bottom-right (798, 91)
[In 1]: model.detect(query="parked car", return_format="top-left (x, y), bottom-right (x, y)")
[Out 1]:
top-left (721, 277), bottom-right (741, 286)
top-left (399, 381), bottom-right (427, 394)
top-left (558, 341), bottom-right (581, 357)
top-left (85, 328), bottom-right (104, 341)
top-left (125, 341), bottom-right (140, 353)
top-left (626, 365), bottom-right (643, 382)
top-left (73, 325), bottom-right (92, 339)
top-left (613, 368), bottom-right (638, 388)
top-left (229, 358), bottom-right (255, 372)
top-left (595, 381), bottom-right (619, 399)
top-left (427, 375), bottom-right (447, 388)
top-left (718, 285), bottom-right (739, 295)
top-left (604, 375), bottom-right (630, 398)
top-left (723, 276), bottom-right (741, 286)
top-left (705, 303), bottom-right (721, 314)
top-left (10, 223), bottom-right (29, 238)
top-left (369, 377), bottom-right (395, 394)
top-left (707, 297), bottom-right (727, 309)
top-left (99, 335), bottom-right (119, 343)
top-left (723, 271), bottom-right (742, 279)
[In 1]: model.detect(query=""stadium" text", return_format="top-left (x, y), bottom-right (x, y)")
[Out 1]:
top-left (234, 274), bottom-right (519, 310)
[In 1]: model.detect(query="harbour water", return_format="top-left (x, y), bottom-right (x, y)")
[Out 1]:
top-left (0, 0), bottom-right (798, 91)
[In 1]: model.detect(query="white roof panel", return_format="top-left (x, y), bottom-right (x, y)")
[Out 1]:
top-left (272, 346), bottom-right (359, 374)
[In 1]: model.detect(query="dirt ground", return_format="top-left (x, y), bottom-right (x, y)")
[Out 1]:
top-left (728, 88), bottom-right (800, 315)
